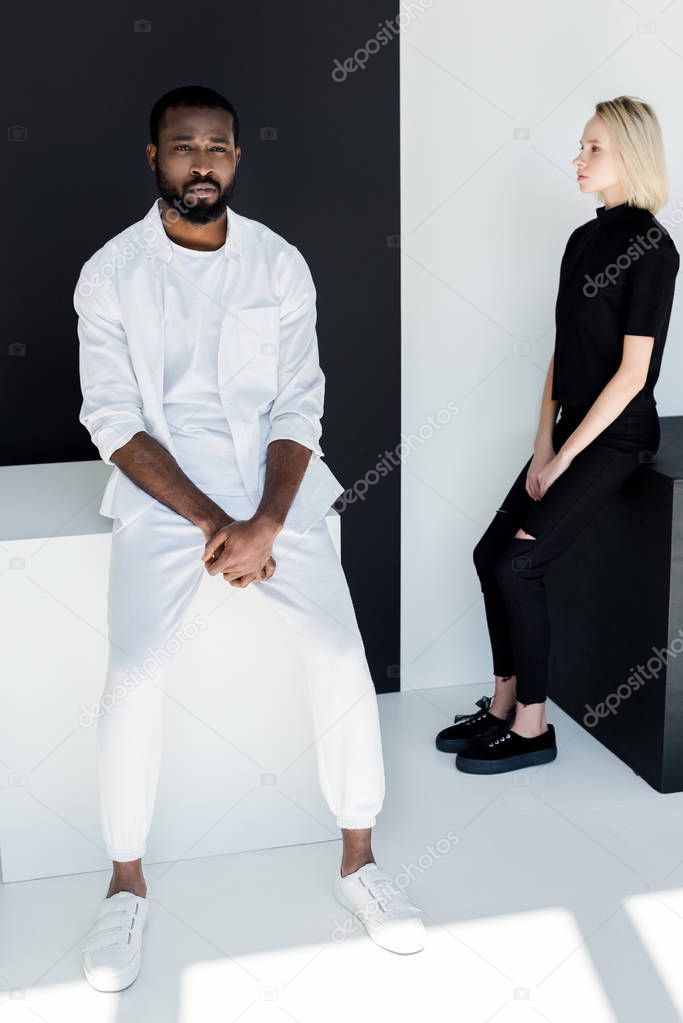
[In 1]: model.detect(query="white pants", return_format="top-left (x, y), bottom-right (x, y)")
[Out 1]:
top-left (98, 494), bottom-right (386, 861)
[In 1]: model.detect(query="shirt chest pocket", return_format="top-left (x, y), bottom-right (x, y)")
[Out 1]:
top-left (236, 305), bottom-right (280, 406)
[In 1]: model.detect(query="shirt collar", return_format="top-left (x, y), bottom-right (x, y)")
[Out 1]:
top-left (141, 196), bottom-right (243, 263)
top-left (595, 201), bottom-right (645, 230)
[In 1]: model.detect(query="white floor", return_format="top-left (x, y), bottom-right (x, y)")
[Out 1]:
top-left (4, 682), bottom-right (683, 1023)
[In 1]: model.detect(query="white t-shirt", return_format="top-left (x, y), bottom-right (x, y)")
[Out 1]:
top-left (161, 238), bottom-right (247, 496)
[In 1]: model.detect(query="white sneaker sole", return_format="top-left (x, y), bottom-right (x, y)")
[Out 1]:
top-left (82, 950), bottom-right (143, 993)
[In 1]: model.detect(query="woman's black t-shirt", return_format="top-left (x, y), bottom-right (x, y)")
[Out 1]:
top-left (551, 201), bottom-right (680, 415)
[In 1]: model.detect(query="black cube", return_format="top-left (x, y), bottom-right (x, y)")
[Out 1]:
top-left (547, 414), bottom-right (683, 793)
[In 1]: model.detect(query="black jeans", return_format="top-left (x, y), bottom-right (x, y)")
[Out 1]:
top-left (472, 404), bottom-right (660, 705)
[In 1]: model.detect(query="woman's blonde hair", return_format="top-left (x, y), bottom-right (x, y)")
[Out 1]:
top-left (594, 95), bottom-right (668, 213)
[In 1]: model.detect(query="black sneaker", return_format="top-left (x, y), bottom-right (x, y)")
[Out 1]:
top-left (455, 724), bottom-right (557, 774)
top-left (435, 695), bottom-right (514, 753)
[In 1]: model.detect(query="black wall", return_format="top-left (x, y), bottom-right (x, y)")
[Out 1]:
top-left (3, 1), bottom-right (401, 693)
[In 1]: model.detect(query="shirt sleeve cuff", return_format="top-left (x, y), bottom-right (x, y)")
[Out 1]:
top-left (266, 413), bottom-right (323, 460)
top-left (95, 420), bottom-right (146, 466)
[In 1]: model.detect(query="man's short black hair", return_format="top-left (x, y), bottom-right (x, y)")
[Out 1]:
top-left (149, 85), bottom-right (239, 148)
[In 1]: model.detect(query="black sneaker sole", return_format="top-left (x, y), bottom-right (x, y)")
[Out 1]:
top-left (436, 734), bottom-right (495, 753)
top-left (455, 745), bottom-right (558, 774)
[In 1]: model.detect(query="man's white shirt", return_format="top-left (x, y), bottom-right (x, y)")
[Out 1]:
top-left (73, 198), bottom-right (345, 533)
top-left (161, 238), bottom-right (245, 495)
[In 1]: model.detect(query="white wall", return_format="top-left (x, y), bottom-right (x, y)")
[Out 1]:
top-left (400, 0), bottom-right (683, 691)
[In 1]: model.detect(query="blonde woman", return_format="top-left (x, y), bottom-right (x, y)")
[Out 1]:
top-left (436, 96), bottom-right (680, 773)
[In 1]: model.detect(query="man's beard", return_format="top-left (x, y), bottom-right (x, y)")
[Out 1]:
top-left (154, 163), bottom-right (237, 225)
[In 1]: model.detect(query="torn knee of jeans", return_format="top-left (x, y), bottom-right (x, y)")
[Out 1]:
top-left (514, 528), bottom-right (537, 540)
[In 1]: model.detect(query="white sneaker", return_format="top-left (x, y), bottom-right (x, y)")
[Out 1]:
top-left (81, 889), bottom-right (150, 991)
top-left (333, 863), bottom-right (426, 954)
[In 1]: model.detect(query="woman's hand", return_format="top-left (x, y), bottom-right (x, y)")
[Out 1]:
top-left (527, 446), bottom-right (572, 500)
top-left (535, 450), bottom-right (572, 499)
top-left (526, 441), bottom-right (555, 500)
